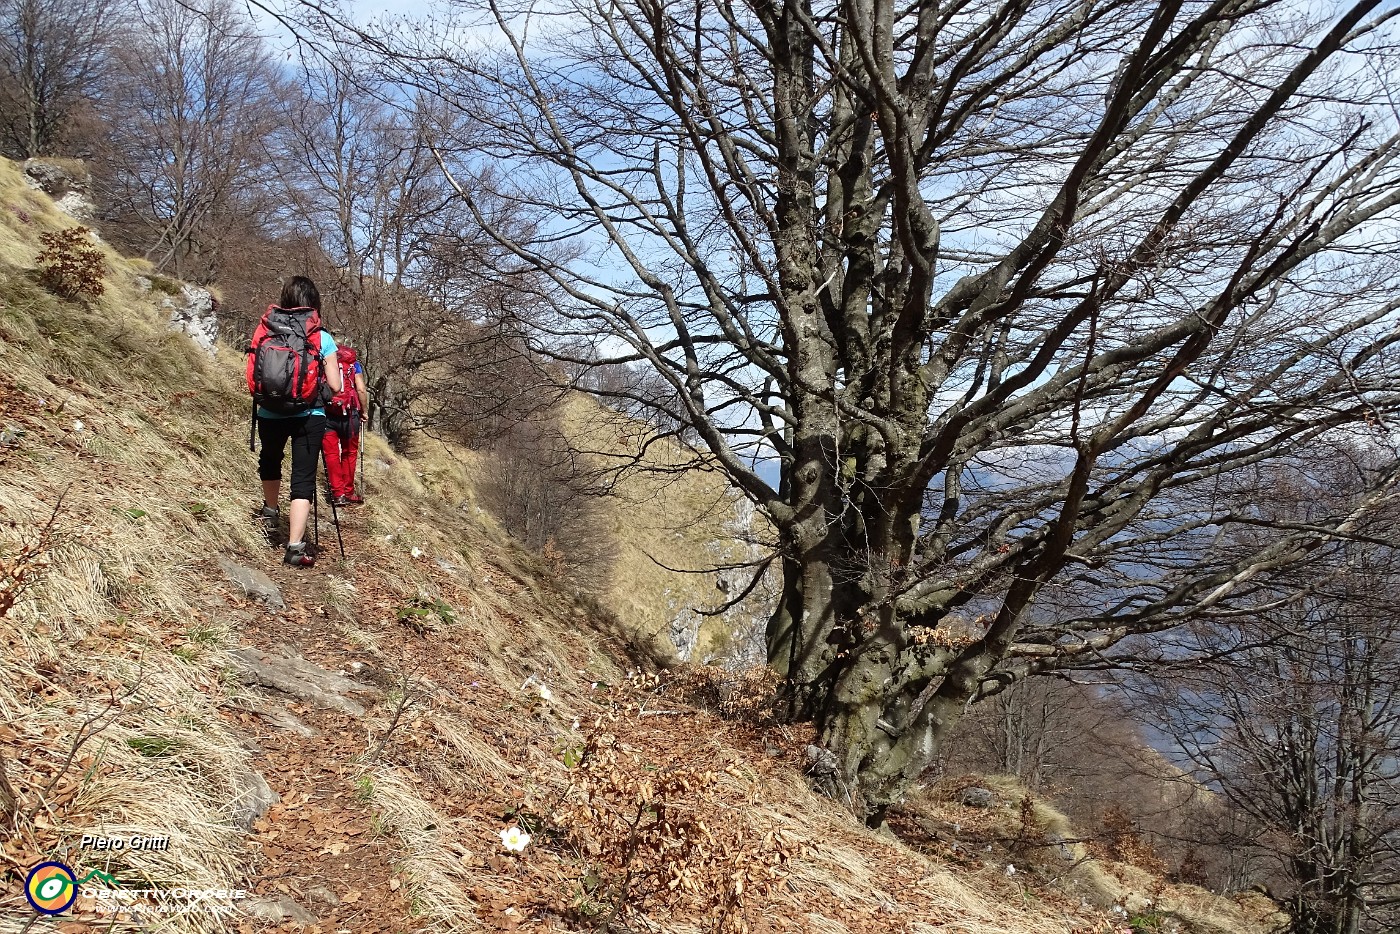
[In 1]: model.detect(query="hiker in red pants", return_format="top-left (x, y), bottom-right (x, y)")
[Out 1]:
top-left (323, 346), bottom-right (368, 506)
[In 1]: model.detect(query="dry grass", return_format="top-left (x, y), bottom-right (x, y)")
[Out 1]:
top-left (899, 775), bottom-right (1278, 934)
top-left (0, 157), bottom-right (271, 934)
top-left (362, 767), bottom-right (483, 932)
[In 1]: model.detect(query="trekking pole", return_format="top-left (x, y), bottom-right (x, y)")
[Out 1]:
top-left (357, 421), bottom-right (365, 497)
top-left (312, 476), bottom-right (320, 552)
top-left (322, 445), bottom-right (346, 560)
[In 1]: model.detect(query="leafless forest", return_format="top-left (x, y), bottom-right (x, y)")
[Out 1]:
top-left (4, 0), bottom-right (1400, 929)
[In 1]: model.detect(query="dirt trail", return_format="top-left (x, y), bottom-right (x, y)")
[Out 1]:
top-left (219, 516), bottom-right (423, 934)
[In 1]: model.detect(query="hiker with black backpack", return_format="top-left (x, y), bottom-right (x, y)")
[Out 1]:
top-left (246, 276), bottom-right (343, 568)
top-left (322, 345), bottom-right (368, 506)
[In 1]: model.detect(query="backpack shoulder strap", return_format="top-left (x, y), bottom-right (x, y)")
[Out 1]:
top-left (304, 312), bottom-right (326, 355)
top-left (249, 306), bottom-right (276, 346)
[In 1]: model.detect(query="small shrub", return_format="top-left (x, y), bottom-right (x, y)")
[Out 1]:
top-left (36, 227), bottom-right (106, 300)
top-left (539, 721), bottom-right (790, 930)
top-left (1091, 805), bottom-right (1168, 874)
top-left (660, 666), bottom-right (781, 722)
top-left (354, 774), bottom-right (375, 801)
top-left (1011, 791), bottom-right (1049, 860)
top-left (1128, 911), bottom-right (1167, 933)
top-left (148, 275), bottom-right (181, 296)
top-left (0, 504), bottom-right (60, 618)
top-left (395, 597), bottom-right (456, 634)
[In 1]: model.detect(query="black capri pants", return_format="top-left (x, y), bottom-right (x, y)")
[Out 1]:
top-left (257, 415), bottom-right (326, 502)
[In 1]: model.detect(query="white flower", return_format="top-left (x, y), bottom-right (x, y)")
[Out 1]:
top-left (536, 684), bottom-right (554, 702)
top-left (499, 826), bottom-right (531, 852)
top-left (72, 420), bottom-right (84, 431)
top-left (411, 546), bottom-right (423, 558)
top-left (1004, 864), bottom-right (1016, 876)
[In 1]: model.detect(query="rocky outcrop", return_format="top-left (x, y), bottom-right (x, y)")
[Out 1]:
top-left (230, 766), bottom-right (280, 831)
top-left (240, 895), bottom-right (318, 925)
top-left (218, 557), bottom-right (285, 610)
top-left (161, 283), bottom-right (219, 355)
top-left (961, 786), bottom-right (995, 808)
top-left (23, 158), bottom-right (95, 221)
top-left (667, 496), bottom-right (775, 666)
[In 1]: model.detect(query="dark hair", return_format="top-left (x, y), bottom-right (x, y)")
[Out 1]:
top-left (278, 275), bottom-right (321, 311)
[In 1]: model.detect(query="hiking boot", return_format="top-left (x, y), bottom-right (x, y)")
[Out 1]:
top-left (256, 503), bottom-right (280, 542)
top-left (345, 492), bottom-right (364, 505)
top-left (283, 541), bottom-right (316, 568)
top-left (331, 495), bottom-right (351, 507)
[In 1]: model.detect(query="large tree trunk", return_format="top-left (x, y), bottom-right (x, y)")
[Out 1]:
top-left (767, 471), bottom-right (979, 825)
top-left (768, 565), bottom-right (979, 825)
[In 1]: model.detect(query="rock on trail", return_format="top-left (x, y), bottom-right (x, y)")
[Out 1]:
top-left (218, 557), bottom-right (286, 611)
top-left (228, 644), bottom-right (379, 716)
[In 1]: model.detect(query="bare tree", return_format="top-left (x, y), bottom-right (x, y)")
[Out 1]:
top-left (0, 0), bottom-right (119, 158)
top-left (1143, 462), bottom-right (1400, 934)
top-left (265, 61), bottom-right (549, 445)
top-left (289, 0), bottom-right (1400, 824)
top-left (478, 409), bottom-right (618, 590)
top-left (96, 0), bottom-right (280, 282)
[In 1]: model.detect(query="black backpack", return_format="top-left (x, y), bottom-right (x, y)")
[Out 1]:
top-left (245, 305), bottom-right (331, 449)
top-left (246, 306), bottom-right (330, 411)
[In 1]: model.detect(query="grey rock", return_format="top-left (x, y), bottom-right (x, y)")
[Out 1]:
top-left (228, 694), bottom-right (319, 736)
top-left (656, 490), bottom-right (779, 667)
top-left (240, 895), bottom-right (319, 925)
top-left (217, 557), bottom-right (285, 610)
top-left (669, 608), bottom-right (701, 662)
top-left (163, 283), bottom-right (218, 355)
top-left (22, 159), bottom-right (94, 220)
top-left (231, 767), bottom-right (280, 830)
top-left (258, 705), bottom-right (318, 737)
top-left (804, 744), bottom-right (839, 776)
top-left (54, 191), bottom-right (95, 221)
top-left (1047, 832), bottom-right (1076, 862)
top-left (960, 786), bottom-right (994, 808)
top-left (229, 645), bottom-right (378, 716)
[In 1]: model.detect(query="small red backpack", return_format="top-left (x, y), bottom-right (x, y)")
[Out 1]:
top-left (327, 347), bottom-right (361, 417)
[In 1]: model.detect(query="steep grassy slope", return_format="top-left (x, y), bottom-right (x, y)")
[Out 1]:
top-left (0, 158), bottom-right (1275, 934)
top-left (555, 395), bottom-right (776, 666)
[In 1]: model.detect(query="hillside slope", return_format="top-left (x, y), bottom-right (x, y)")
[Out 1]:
top-left (0, 158), bottom-right (1275, 934)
